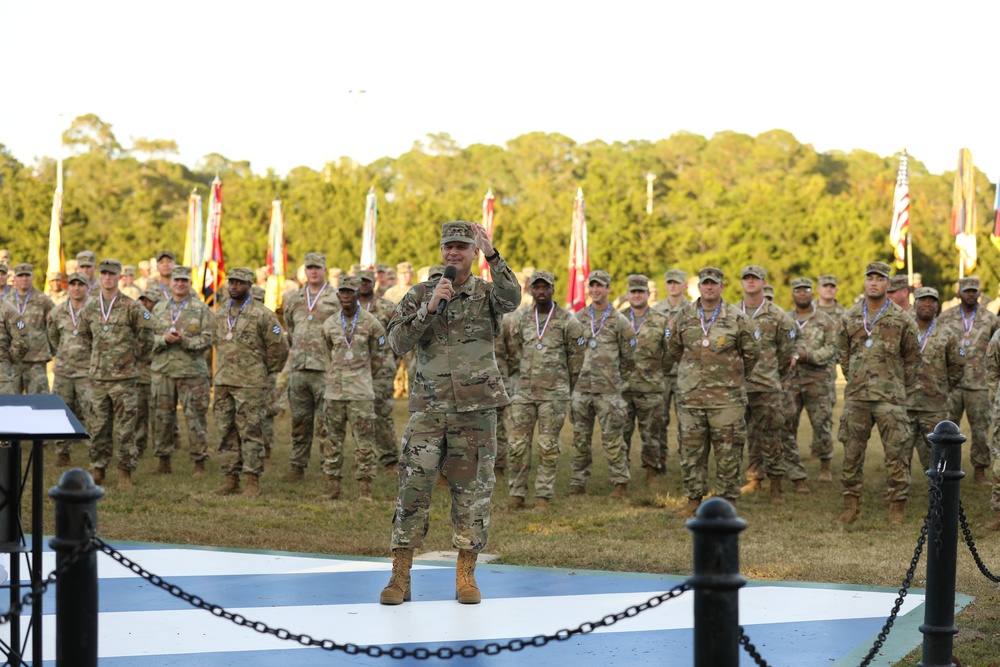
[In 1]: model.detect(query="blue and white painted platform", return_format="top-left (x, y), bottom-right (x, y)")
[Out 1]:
top-left (2, 541), bottom-right (973, 666)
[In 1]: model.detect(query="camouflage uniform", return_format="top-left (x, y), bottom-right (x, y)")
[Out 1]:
top-left (387, 223), bottom-right (520, 553)
top-left (0, 299), bottom-right (28, 394)
top-left (783, 303), bottom-right (837, 474)
top-left (359, 276), bottom-right (401, 470)
top-left (938, 283), bottom-right (1000, 472)
top-left (284, 268), bottom-right (342, 471)
top-left (651, 285), bottom-right (688, 472)
top-left (907, 290), bottom-right (964, 472)
top-left (492, 312), bottom-right (515, 473)
top-left (46, 280), bottom-right (86, 457)
top-left (665, 270), bottom-right (760, 502)
top-left (321, 298), bottom-right (386, 481)
top-left (133, 290), bottom-right (160, 457)
top-left (506, 291), bottom-right (585, 500)
top-left (150, 277), bottom-right (213, 462)
top-left (5, 270), bottom-right (54, 394)
top-left (815, 293), bottom-right (846, 437)
top-left (622, 290), bottom-right (672, 474)
top-left (569, 279), bottom-right (636, 492)
top-left (837, 280), bottom-right (920, 502)
top-left (77, 267), bottom-right (153, 475)
top-left (382, 262), bottom-right (413, 304)
top-left (984, 328), bottom-right (1000, 513)
top-left (214, 273), bottom-right (290, 478)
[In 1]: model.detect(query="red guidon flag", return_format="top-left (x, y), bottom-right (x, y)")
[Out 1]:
top-left (479, 189), bottom-right (495, 281)
top-left (566, 188), bottom-right (589, 312)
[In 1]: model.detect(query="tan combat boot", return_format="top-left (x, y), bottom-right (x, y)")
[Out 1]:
top-left (282, 467), bottom-right (305, 483)
top-left (794, 479), bottom-right (811, 495)
top-left (740, 478), bottom-right (762, 495)
top-left (318, 477), bottom-right (340, 500)
top-left (888, 500), bottom-right (905, 525)
top-left (116, 469), bottom-right (132, 490)
top-left (534, 497), bottom-right (550, 511)
top-left (358, 479), bottom-right (373, 502)
top-left (645, 467), bottom-right (659, 487)
top-left (568, 485), bottom-right (585, 496)
top-left (157, 456), bottom-right (172, 474)
top-left (834, 496), bottom-right (861, 525)
top-left (243, 473), bottom-right (260, 498)
top-left (456, 549), bottom-right (481, 604)
top-left (92, 468), bottom-right (106, 485)
top-left (610, 483), bottom-right (628, 500)
top-left (192, 460), bottom-right (206, 477)
top-left (506, 496), bottom-right (525, 510)
top-left (983, 510), bottom-right (1000, 531)
top-left (769, 475), bottom-right (785, 506)
top-left (818, 460), bottom-right (833, 483)
top-left (56, 452), bottom-right (71, 467)
top-left (379, 548), bottom-right (413, 605)
top-left (677, 497), bottom-right (702, 519)
top-left (215, 474), bottom-right (241, 495)
top-left (974, 467), bottom-right (989, 486)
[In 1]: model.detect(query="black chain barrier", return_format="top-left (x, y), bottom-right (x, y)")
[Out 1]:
top-left (0, 532), bottom-right (95, 625)
top-left (957, 500), bottom-right (1000, 584)
top-left (738, 627), bottom-right (771, 667)
top-left (92, 535), bottom-right (690, 659)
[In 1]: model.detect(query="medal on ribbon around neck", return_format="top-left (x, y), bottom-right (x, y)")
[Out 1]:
top-left (588, 304), bottom-right (612, 351)
top-left (342, 309), bottom-right (359, 360)
top-left (534, 305), bottom-right (555, 351)
top-left (306, 282), bottom-right (328, 322)
top-left (226, 297), bottom-right (250, 341)
top-left (99, 292), bottom-right (117, 332)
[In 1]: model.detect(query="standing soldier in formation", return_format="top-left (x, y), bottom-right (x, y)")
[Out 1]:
top-left (906, 287), bottom-right (964, 472)
top-left (78, 259), bottom-right (152, 488)
top-left (983, 322), bottom-right (1000, 531)
top-left (250, 284), bottom-right (282, 466)
top-left (737, 265), bottom-right (797, 504)
top-left (0, 273), bottom-right (27, 395)
top-left (380, 221), bottom-right (519, 607)
top-left (135, 288), bottom-right (160, 458)
top-left (620, 274), bottom-right (671, 485)
top-left (150, 266), bottom-right (214, 475)
top-left (319, 275), bottom-right (385, 501)
top-left (119, 266), bottom-right (141, 300)
top-left (213, 268), bottom-right (289, 497)
top-left (46, 271), bottom-right (89, 466)
top-left (652, 268), bottom-right (689, 477)
top-left (665, 267), bottom-right (760, 518)
top-left (834, 262), bottom-right (920, 525)
top-left (358, 269), bottom-right (400, 472)
top-left (6, 263), bottom-right (54, 394)
top-left (47, 271), bottom-right (68, 306)
top-left (815, 274), bottom-right (845, 433)
top-left (569, 271), bottom-right (635, 499)
top-left (153, 251), bottom-right (175, 300)
top-left (886, 275), bottom-right (911, 312)
top-left (383, 262), bottom-right (413, 304)
top-left (505, 270), bottom-right (584, 510)
top-left (281, 253), bottom-right (341, 481)
top-left (76, 251), bottom-right (98, 293)
top-left (0, 265), bottom-right (9, 300)
top-left (782, 278), bottom-right (837, 483)
top-left (939, 276), bottom-right (999, 486)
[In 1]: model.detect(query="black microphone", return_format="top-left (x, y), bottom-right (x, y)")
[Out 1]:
top-left (439, 265), bottom-right (457, 313)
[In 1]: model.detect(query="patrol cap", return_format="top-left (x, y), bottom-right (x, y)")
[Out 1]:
top-left (304, 252), bottom-right (326, 268)
top-left (914, 286), bottom-right (939, 301)
top-left (397, 261), bottom-right (413, 272)
top-left (864, 262), bottom-right (891, 278)
top-left (440, 221), bottom-right (476, 245)
top-left (698, 267), bottom-right (724, 284)
top-left (67, 271), bottom-right (88, 285)
top-left (627, 274), bottom-right (649, 292)
top-left (791, 277), bottom-right (813, 290)
top-left (228, 267), bottom-right (254, 283)
top-left (741, 265), bottom-right (767, 280)
top-left (250, 285), bottom-right (265, 302)
top-left (98, 259), bottom-right (122, 274)
top-left (338, 275), bottom-right (361, 292)
top-left (155, 250), bottom-right (175, 262)
top-left (171, 266), bottom-right (192, 281)
top-left (887, 275), bottom-right (909, 292)
top-left (664, 269), bottom-right (687, 283)
top-left (13, 263), bottom-right (33, 276)
top-left (817, 274), bottom-right (838, 286)
top-left (0, 264), bottom-right (7, 274)
top-left (76, 250), bottom-right (96, 267)
top-left (387, 269), bottom-right (396, 278)
top-left (140, 288), bottom-right (161, 303)
top-left (763, 285), bottom-right (775, 298)
top-left (958, 276), bottom-right (981, 293)
top-left (529, 270), bottom-right (555, 286)
top-left (349, 263), bottom-right (363, 275)
top-left (586, 270), bottom-right (611, 287)
top-left (47, 270), bottom-right (64, 280)
top-left (122, 265), bottom-right (136, 277)
top-left (375, 263), bottom-right (389, 273)
top-left (428, 265), bottom-right (446, 280)
top-left (358, 269), bottom-right (375, 283)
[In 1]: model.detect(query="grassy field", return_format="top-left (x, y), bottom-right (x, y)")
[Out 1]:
top-left (23, 397), bottom-right (1000, 666)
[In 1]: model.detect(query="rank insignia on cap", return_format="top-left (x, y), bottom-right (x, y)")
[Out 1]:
top-left (143, 311), bottom-right (151, 320)
top-left (754, 329), bottom-right (761, 340)
top-left (629, 338), bottom-right (637, 347)
top-left (273, 325), bottom-right (281, 335)
top-left (577, 337), bottom-right (585, 346)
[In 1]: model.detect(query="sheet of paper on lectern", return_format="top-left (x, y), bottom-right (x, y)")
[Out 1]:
top-left (0, 406), bottom-right (74, 435)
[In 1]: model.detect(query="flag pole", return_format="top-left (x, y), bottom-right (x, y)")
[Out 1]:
top-left (906, 231), bottom-right (913, 283)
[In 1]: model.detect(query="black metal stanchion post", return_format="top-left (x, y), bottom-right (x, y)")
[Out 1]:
top-left (49, 469), bottom-right (104, 667)
top-left (686, 497), bottom-right (747, 667)
top-left (919, 420), bottom-right (964, 667)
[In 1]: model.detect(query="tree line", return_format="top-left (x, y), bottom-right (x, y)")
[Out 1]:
top-left (1, 114), bottom-right (998, 306)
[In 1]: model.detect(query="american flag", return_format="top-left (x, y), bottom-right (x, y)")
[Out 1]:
top-left (479, 189), bottom-right (495, 282)
top-left (888, 150), bottom-right (909, 269)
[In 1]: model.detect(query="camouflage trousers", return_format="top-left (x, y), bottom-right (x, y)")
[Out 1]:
top-left (839, 400), bottom-right (910, 501)
top-left (52, 375), bottom-right (91, 457)
top-left (263, 372), bottom-right (280, 458)
top-left (777, 393), bottom-right (808, 482)
top-left (215, 385), bottom-right (267, 477)
top-left (89, 378), bottom-right (139, 473)
top-left (745, 391), bottom-right (787, 480)
top-left (0, 362), bottom-right (13, 394)
top-left (986, 403), bottom-right (1000, 512)
top-left (569, 392), bottom-right (630, 489)
top-left (495, 404), bottom-right (509, 471)
top-left (136, 382), bottom-right (151, 456)
top-left (390, 409), bottom-right (497, 553)
top-left (622, 391), bottom-right (665, 472)
top-left (14, 361), bottom-right (49, 394)
top-left (948, 388), bottom-right (992, 469)
top-left (152, 376), bottom-right (210, 461)
top-left (677, 404), bottom-right (746, 501)
top-left (785, 380), bottom-right (834, 461)
top-left (288, 370), bottom-right (328, 470)
top-left (661, 375), bottom-right (679, 473)
top-left (321, 399), bottom-right (377, 480)
top-left (902, 410), bottom-right (945, 474)
top-left (507, 398), bottom-right (568, 499)
top-left (374, 376), bottom-right (399, 469)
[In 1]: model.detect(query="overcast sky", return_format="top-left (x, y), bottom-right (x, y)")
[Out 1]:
top-left (2, 0), bottom-right (998, 184)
